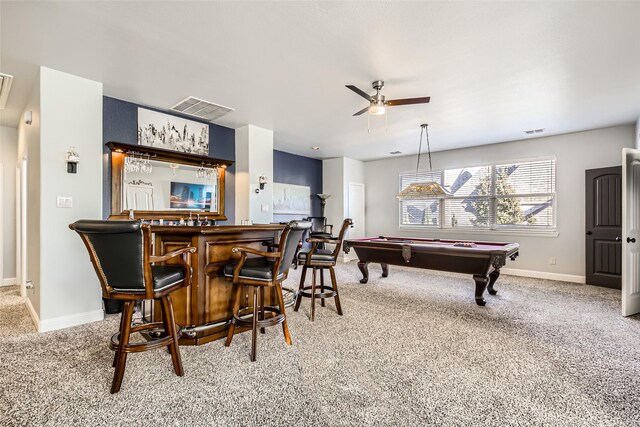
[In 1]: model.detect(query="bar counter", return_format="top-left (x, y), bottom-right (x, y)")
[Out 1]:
top-left (151, 224), bottom-right (285, 345)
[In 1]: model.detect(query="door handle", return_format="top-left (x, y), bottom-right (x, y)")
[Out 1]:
top-left (615, 237), bottom-right (622, 241)
top-left (628, 237), bottom-right (637, 243)
top-left (586, 231), bottom-right (593, 235)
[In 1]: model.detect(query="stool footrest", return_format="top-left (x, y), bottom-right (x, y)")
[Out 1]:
top-left (233, 306), bottom-right (285, 328)
top-left (299, 285), bottom-right (337, 299)
top-left (109, 321), bottom-right (182, 353)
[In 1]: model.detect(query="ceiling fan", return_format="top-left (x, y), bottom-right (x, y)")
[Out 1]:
top-left (346, 80), bottom-right (430, 116)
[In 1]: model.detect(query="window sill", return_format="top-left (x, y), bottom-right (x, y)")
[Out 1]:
top-left (397, 225), bottom-right (559, 238)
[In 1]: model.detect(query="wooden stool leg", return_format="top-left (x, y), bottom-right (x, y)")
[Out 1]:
top-left (310, 267), bottom-right (317, 322)
top-left (259, 287), bottom-right (266, 334)
top-left (225, 283), bottom-right (243, 347)
top-left (294, 266), bottom-right (307, 312)
top-left (320, 268), bottom-right (326, 307)
top-left (250, 288), bottom-right (259, 362)
top-left (111, 300), bottom-right (134, 394)
top-left (330, 266), bottom-right (343, 316)
top-left (112, 305), bottom-right (127, 368)
top-left (275, 283), bottom-right (292, 345)
top-left (161, 295), bottom-right (184, 377)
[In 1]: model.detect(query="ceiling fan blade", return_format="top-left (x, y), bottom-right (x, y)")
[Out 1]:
top-left (385, 96), bottom-right (431, 106)
top-left (346, 85), bottom-right (373, 101)
top-left (353, 106), bottom-right (369, 116)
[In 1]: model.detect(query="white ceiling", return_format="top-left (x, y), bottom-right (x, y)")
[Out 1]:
top-left (1, 1), bottom-right (639, 161)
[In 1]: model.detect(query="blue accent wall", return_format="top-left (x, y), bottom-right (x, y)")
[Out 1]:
top-left (273, 149), bottom-right (323, 222)
top-left (102, 96), bottom-right (236, 223)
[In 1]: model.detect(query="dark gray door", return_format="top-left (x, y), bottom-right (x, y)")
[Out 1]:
top-left (586, 166), bottom-right (622, 289)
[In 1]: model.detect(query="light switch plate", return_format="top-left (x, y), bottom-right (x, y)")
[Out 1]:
top-left (57, 196), bottom-right (73, 208)
top-left (261, 204), bottom-right (269, 212)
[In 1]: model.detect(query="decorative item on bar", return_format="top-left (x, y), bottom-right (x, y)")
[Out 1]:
top-left (396, 124), bottom-right (451, 199)
top-left (316, 193), bottom-right (331, 216)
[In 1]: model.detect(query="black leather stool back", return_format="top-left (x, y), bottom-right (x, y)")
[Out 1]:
top-left (72, 220), bottom-right (145, 292)
top-left (278, 221), bottom-right (311, 276)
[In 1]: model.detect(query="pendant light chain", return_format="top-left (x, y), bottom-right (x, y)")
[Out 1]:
top-left (425, 124), bottom-right (433, 171)
top-left (416, 125), bottom-right (424, 177)
top-left (415, 124), bottom-right (432, 179)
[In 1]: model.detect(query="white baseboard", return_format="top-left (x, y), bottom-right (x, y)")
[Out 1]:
top-left (39, 309), bottom-right (104, 333)
top-left (1, 277), bottom-right (16, 286)
top-left (500, 267), bottom-right (585, 284)
top-left (24, 297), bottom-right (104, 333)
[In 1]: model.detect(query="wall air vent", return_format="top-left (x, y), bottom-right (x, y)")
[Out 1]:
top-left (0, 73), bottom-right (14, 109)
top-left (170, 96), bottom-right (234, 122)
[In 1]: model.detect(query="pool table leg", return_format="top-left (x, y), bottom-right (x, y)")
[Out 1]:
top-left (473, 275), bottom-right (489, 306)
top-left (487, 269), bottom-right (500, 295)
top-left (357, 261), bottom-right (369, 284)
top-left (381, 263), bottom-right (389, 278)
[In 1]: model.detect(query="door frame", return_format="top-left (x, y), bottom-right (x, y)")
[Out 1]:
top-left (17, 159), bottom-right (27, 298)
top-left (622, 148), bottom-right (640, 316)
top-left (346, 182), bottom-right (365, 262)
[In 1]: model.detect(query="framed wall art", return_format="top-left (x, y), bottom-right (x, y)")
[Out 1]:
top-left (273, 183), bottom-right (311, 215)
top-left (137, 108), bottom-right (209, 155)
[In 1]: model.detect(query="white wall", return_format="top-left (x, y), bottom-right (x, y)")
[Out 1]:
top-left (19, 67), bottom-right (104, 331)
top-left (323, 157), bottom-right (365, 228)
top-left (0, 126), bottom-right (18, 282)
top-left (636, 116), bottom-right (640, 149)
top-left (323, 157), bottom-right (344, 236)
top-left (322, 157), bottom-right (365, 260)
top-left (364, 125), bottom-right (635, 280)
top-left (39, 67), bottom-right (104, 325)
top-left (235, 125), bottom-right (273, 224)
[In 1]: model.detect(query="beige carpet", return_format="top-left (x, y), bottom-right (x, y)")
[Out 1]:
top-left (1, 263), bottom-right (639, 426)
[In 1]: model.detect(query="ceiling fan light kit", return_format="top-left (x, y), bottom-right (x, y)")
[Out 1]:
top-left (346, 80), bottom-right (430, 117)
top-left (369, 103), bottom-right (386, 115)
top-left (396, 124), bottom-right (451, 200)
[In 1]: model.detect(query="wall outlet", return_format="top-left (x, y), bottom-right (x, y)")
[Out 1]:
top-left (549, 257), bottom-right (557, 265)
top-left (26, 280), bottom-right (34, 289)
top-left (56, 196), bottom-right (73, 208)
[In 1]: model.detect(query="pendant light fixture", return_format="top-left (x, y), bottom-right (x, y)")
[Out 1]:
top-left (396, 124), bottom-right (451, 199)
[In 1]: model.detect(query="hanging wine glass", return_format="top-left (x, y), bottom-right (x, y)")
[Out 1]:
top-left (196, 162), bottom-right (206, 179)
top-left (141, 154), bottom-right (152, 174)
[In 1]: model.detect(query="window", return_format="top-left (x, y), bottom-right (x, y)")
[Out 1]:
top-left (399, 158), bottom-right (556, 231)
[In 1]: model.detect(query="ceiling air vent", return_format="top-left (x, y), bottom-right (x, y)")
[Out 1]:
top-left (170, 96), bottom-right (234, 122)
top-left (524, 128), bottom-right (545, 135)
top-left (0, 73), bottom-right (14, 109)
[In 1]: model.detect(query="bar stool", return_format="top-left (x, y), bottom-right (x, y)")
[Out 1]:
top-left (223, 220), bottom-right (311, 361)
top-left (70, 220), bottom-right (195, 393)
top-left (294, 218), bottom-right (353, 321)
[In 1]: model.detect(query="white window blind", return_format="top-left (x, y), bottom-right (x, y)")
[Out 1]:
top-left (399, 158), bottom-right (556, 231)
top-left (443, 166), bottom-right (492, 228)
top-left (494, 160), bottom-right (556, 228)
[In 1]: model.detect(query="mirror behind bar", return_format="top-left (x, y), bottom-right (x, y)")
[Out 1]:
top-left (107, 141), bottom-right (233, 221)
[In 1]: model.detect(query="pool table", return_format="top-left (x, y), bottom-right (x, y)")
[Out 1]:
top-left (343, 236), bottom-right (519, 306)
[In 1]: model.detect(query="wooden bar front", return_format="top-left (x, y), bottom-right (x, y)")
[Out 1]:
top-left (152, 224), bottom-right (284, 345)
